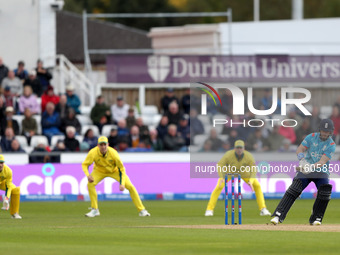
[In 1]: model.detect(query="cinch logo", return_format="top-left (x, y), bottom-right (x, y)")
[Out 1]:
top-left (197, 82), bottom-right (311, 116)
top-left (147, 55), bottom-right (170, 82)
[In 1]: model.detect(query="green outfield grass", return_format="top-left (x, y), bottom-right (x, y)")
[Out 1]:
top-left (1, 199), bottom-right (340, 254)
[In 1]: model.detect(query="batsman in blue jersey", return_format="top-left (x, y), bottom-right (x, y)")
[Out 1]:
top-left (271, 119), bottom-right (336, 226)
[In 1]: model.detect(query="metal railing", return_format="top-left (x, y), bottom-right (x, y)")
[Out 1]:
top-left (53, 54), bottom-right (95, 107)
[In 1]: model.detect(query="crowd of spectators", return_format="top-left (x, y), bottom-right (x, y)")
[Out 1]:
top-left (192, 87), bottom-right (336, 153)
top-left (0, 56), bottom-right (337, 158)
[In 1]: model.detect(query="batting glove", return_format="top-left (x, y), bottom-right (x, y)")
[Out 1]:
top-left (297, 153), bottom-right (305, 161)
top-left (1, 197), bottom-right (9, 210)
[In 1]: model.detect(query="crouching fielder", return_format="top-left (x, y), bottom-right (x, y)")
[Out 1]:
top-left (205, 140), bottom-right (271, 217)
top-left (82, 136), bottom-right (150, 217)
top-left (0, 155), bottom-right (21, 219)
top-left (271, 119), bottom-right (335, 225)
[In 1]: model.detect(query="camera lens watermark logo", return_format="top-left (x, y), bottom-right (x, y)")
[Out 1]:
top-left (195, 82), bottom-right (312, 128)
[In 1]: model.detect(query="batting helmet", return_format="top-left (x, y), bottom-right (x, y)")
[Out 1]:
top-left (319, 119), bottom-right (334, 133)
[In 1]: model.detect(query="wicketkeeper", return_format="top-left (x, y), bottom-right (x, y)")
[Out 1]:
top-left (271, 119), bottom-right (335, 225)
top-left (205, 140), bottom-right (271, 217)
top-left (82, 136), bottom-right (150, 217)
top-left (0, 155), bottom-right (22, 219)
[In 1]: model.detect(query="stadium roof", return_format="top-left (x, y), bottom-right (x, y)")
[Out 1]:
top-left (56, 11), bottom-right (151, 64)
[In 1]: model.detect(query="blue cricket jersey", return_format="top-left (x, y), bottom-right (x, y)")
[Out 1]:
top-left (301, 132), bottom-right (336, 173)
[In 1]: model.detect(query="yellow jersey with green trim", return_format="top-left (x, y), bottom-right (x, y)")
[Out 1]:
top-left (217, 149), bottom-right (256, 179)
top-left (0, 164), bottom-right (15, 198)
top-left (82, 146), bottom-right (126, 185)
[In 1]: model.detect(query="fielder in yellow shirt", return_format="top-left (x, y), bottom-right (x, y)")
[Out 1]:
top-left (82, 136), bottom-right (150, 217)
top-left (205, 140), bottom-right (271, 217)
top-left (0, 155), bottom-right (22, 219)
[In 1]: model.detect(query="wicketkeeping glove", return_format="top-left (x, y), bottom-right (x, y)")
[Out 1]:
top-left (1, 197), bottom-right (9, 210)
top-left (297, 153), bottom-right (305, 160)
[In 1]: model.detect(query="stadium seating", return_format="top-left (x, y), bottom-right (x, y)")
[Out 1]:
top-left (33, 115), bottom-right (42, 134)
top-left (320, 106), bottom-right (332, 119)
top-left (12, 115), bottom-right (24, 134)
top-left (30, 135), bottom-right (49, 148)
top-left (15, 135), bottom-right (28, 150)
top-left (194, 134), bottom-right (208, 146)
top-left (101, 125), bottom-right (117, 137)
top-left (51, 135), bottom-right (65, 148)
top-left (81, 125), bottom-right (100, 136)
top-left (76, 115), bottom-right (92, 125)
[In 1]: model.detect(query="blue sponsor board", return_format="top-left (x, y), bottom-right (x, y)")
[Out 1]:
top-left (21, 195), bottom-right (65, 202)
top-left (18, 192), bottom-right (340, 201)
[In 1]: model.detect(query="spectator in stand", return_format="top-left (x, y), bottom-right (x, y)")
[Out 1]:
top-left (267, 125), bottom-right (285, 151)
top-left (60, 108), bottom-right (81, 135)
top-left (90, 95), bottom-right (111, 133)
top-left (156, 115), bottom-right (169, 140)
top-left (278, 138), bottom-right (295, 152)
top-left (246, 128), bottom-right (269, 152)
top-left (129, 125), bottom-right (140, 148)
top-left (117, 119), bottom-right (129, 137)
top-left (51, 140), bottom-right (67, 162)
top-left (149, 129), bottom-right (163, 151)
top-left (14, 61), bottom-right (28, 82)
top-left (163, 124), bottom-right (186, 152)
top-left (1, 127), bottom-right (15, 152)
top-left (189, 108), bottom-right (204, 138)
top-left (125, 107), bottom-right (136, 130)
top-left (41, 102), bottom-right (63, 142)
top-left (10, 139), bottom-right (25, 153)
top-left (83, 128), bottom-right (98, 150)
top-left (3, 86), bottom-right (17, 112)
top-left (55, 94), bottom-right (69, 120)
top-left (205, 128), bottom-right (225, 152)
top-left (279, 125), bottom-right (296, 144)
top-left (226, 128), bottom-right (239, 149)
top-left (29, 138), bottom-right (51, 163)
top-left (330, 105), bottom-right (340, 143)
top-left (295, 118), bottom-right (312, 145)
top-left (21, 108), bottom-right (38, 145)
top-left (65, 84), bottom-right (81, 114)
top-left (307, 106), bottom-right (321, 132)
top-left (24, 70), bottom-right (43, 97)
top-left (236, 118), bottom-right (254, 142)
top-left (41, 85), bottom-right (60, 112)
top-left (53, 140), bottom-right (67, 152)
top-left (288, 108), bottom-right (303, 131)
top-left (177, 114), bottom-right (190, 146)
top-left (181, 88), bottom-right (190, 114)
top-left (111, 96), bottom-right (129, 123)
top-left (222, 114), bottom-right (244, 135)
top-left (161, 88), bottom-right (179, 113)
top-left (165, 101), bottom-right (183, 126)
top-left (64, 126), bottom-right (79, 152)
top-left (1, 106), bottom-right (19, 136)
top-left (189, 89), bottom-right (201, 111)
top-left (1, 70), bottom-right (22, 97)
top-left (35, 59), bottom-right (52, 92)
top-left (261, 88), bottom-right (281, 114)
top-left (0, 57), bottom-right (9, 83)
top-left (135, 117), bottom-right (150, 141)
top-left (220, 89), bottom-right (233, 116)
top-left (18, 86), bottom-right (40, 115)
top-left (0, 96), bottom-right (6, 120)
top-left (117, 136), bottom-right (130, 152)
top-left (334, 95), bottom-right (340, 113)
top-left (107, 125), bottom-right (119, 149)
top-left (199, 140), bottom-right (213, 152)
